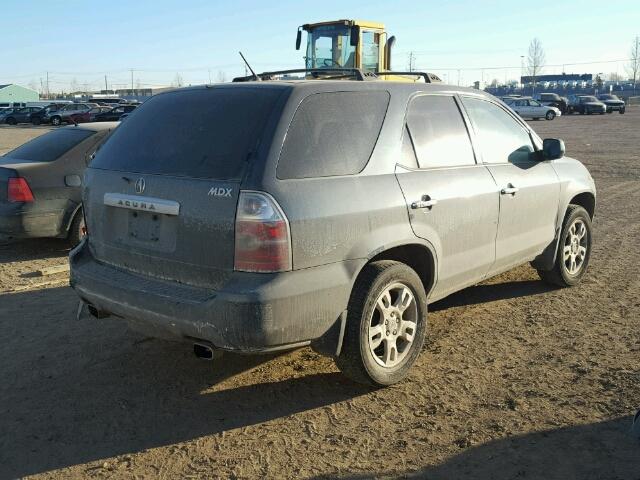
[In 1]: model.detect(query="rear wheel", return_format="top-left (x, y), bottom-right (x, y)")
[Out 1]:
top-left (51, 116), bottom-right (62, 126)
top-left (335, 260), bottom-right (428, 386)
top-left (537, 205), bottom-right (592, 287)
top-left (67, 209), bottom-right (86, 247)
top-left (6, 117), bottom-right (16, 125)
top-left (545, 110), bottom-right (556, 120)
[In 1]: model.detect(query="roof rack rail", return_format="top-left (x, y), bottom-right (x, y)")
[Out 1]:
top-left (375, 71), bottom-right (443, 83)
top-left (233, 68), bottom-right (374, 82)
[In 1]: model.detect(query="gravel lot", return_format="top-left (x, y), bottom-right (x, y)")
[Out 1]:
top-left (0, 111), bottom-right (638, 479)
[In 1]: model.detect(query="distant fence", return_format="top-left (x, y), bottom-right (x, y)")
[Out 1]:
top-left (626, 96), bottom-right (640, 106)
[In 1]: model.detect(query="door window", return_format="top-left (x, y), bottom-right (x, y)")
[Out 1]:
top-left (361, 31), bottom-right (380, 72)
top-left (406, 95), bottom-right (475, 169)
top-left (461, 97), bottom-right (534, 165)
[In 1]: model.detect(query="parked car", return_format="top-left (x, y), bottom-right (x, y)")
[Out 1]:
top-left (30, 103), bottom-right (72, 125)
top-left (596, 94), bottom-right (625, 114)
top-left (93, 104), bottom-right (138, 122)
top-left (0, 122), bottom-right (118, 244)
top-left (45, 103), bottom-right (99, 126)
top-left (533, 92), bottom-right (569, 114)
top-left (567, 95), bottom-right (607, 115)
top-left (503, 96), bottom-right (561, 120)
top-left (68, 106), bottom-right (112, 124)
top-left (69, 82), bottom-right (596, 386)
top-left (0, 108), bottom-right (20, 123)
top-left (3, 107), bottom-right (43, 125)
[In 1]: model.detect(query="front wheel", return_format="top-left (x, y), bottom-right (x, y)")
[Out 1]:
top-left (50, 116), bottom-right (62, 126)
top-left (620, 108), bottom-right (625, 114)
top-left (335, 260), bottom-right (428, 386)
top-left (537, 205), bottom-right (592, 287)
top-left (6, 117), bottom-right (16, 125)
top-left (546, 111), bottom-right (556, 120)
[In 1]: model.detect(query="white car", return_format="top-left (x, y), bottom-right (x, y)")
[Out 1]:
top-left (503, 97), bottom-right (561, 120)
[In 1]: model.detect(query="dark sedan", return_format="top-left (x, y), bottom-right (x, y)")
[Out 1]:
top-left (94, 104), bottom-right (137, 122)
top-left (0, 122), bottom-right (118, 244)
top-left (597, 94), bottom-right (626, 114)
top-left (3, 107), bottom-right (43, 125)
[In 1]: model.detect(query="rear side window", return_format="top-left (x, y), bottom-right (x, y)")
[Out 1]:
top-left (4, 128), bottom-right (95, 162)
top-left (406, 95), bottom-right (475, 169)
top-left (277, 91), bottom-right (389, 179)
top-left (91, 88), bottom-right (282, 179)
top-left (461, 97), bottom-right (534, 165)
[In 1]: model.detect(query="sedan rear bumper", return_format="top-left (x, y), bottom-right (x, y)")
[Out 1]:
top-left (70, 240), bottom-right (363, 352)
top-left (0, 204), bottom-right (65, 240)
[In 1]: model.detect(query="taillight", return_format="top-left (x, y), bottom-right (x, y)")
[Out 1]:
top-left (234, 191), bottom-right (292, 273)
top-left (8, 177), bottom-right (34, 203)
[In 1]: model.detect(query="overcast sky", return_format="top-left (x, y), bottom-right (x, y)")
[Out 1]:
top-left (2, 0), bottom-right (639, 91)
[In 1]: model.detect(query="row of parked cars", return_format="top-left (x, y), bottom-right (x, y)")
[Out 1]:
top-left (501, 93), bottom-right (626, 120)
top-left (0, 100), bottom-right (138, 126)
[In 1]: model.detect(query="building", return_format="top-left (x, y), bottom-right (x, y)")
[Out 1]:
top-left (0, 84), bottom-right (39, 105)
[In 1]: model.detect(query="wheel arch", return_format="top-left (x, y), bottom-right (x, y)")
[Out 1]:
top-left (358, 241), bottom-right (438, 299)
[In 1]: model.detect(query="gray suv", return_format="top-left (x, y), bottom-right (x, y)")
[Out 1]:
top-left (70, 81), bottom-right (596, 386)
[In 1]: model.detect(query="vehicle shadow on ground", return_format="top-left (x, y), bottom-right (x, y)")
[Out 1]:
top-left (313, 416), bottom-right (639, 480)
top-left (0, 238), bottom-right (70, 263)
top-left (430, 279), bottom-right (554, 312)
top-left (0, 286), bottom-right (371, 478)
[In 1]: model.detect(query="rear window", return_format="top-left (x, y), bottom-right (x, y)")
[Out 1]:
top-left (91, 87), bottom-right (283, 179)
top-left (4, 128), bottom-right (94, 162)
top-left (277, 91), bottom-right (390, 179)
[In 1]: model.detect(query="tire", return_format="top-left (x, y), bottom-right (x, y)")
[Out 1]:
top-left (51, 116), bottom-right (62, 126)
top-left (67, 209), bottom-right (86, 247)
top-left (6, 117), bottom-right (16, 125)
top-left (545, 111), bottom-right (556, 120)
top-left (335, 260), bottom-right (428, 386)
top-left (620, 108), bottom-right (625, 114)
top-left (32, 117), bottom-right (41, 125)
top-left (537, 205), bottom-right (592, 288)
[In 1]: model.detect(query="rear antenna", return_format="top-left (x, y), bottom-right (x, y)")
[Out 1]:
top-left (239, 51), bottom-right (260, 81)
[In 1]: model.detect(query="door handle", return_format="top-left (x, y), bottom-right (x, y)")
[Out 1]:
top-left (500, 184), bottom-right (519, 195)
top-left (411, 195), bottom-right (438, 210)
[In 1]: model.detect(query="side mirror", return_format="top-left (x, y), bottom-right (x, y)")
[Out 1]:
top-left (295, 28), bottom-right (302, 51)
top-left (350, 25), bottom-right (360, 47)
top-left (543, 138), bottom-right (565, 160)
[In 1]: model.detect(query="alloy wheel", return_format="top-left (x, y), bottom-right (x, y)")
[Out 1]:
top-left (368, 282), bottom-right (418, 368)
top-left (563, 219), bottom-right (588, 275)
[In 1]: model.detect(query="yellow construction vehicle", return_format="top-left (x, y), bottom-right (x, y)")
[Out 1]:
top-left (295, 20), bottom-right (441, 82)
top-left (296, 19), bottom-right (393, 73)
top-left (234, 20), bottom-right (441, 83)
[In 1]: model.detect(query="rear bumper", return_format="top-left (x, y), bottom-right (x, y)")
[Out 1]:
top-left (0, 204), bottom-right (65, 240)
top-left (70, 240), bottom-right (363, 352)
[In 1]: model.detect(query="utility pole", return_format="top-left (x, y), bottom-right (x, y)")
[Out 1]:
top-left (46, 71), bottom-right (49, 99)
top-left (457, 69), bottom-right (461, 86)
top-left (408, 52), bottom-right (415, 72)
top-left (130, 69), bottom-right (134, 93)
top-left (520, 55), bottom-right (524, 91)
top-left (208, 69), bottom-right (212, 84)
top-left (104, 75), bottom-right (108, 92)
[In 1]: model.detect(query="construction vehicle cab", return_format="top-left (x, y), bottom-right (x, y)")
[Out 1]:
top-left (296, 20), bottom-right (395, 73)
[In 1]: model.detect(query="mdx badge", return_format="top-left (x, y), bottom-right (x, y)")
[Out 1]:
top-left (208, 187), bottom-right (233, 198)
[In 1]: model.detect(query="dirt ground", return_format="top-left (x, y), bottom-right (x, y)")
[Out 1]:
top-left (0, 111), bottom-right (638, 479)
